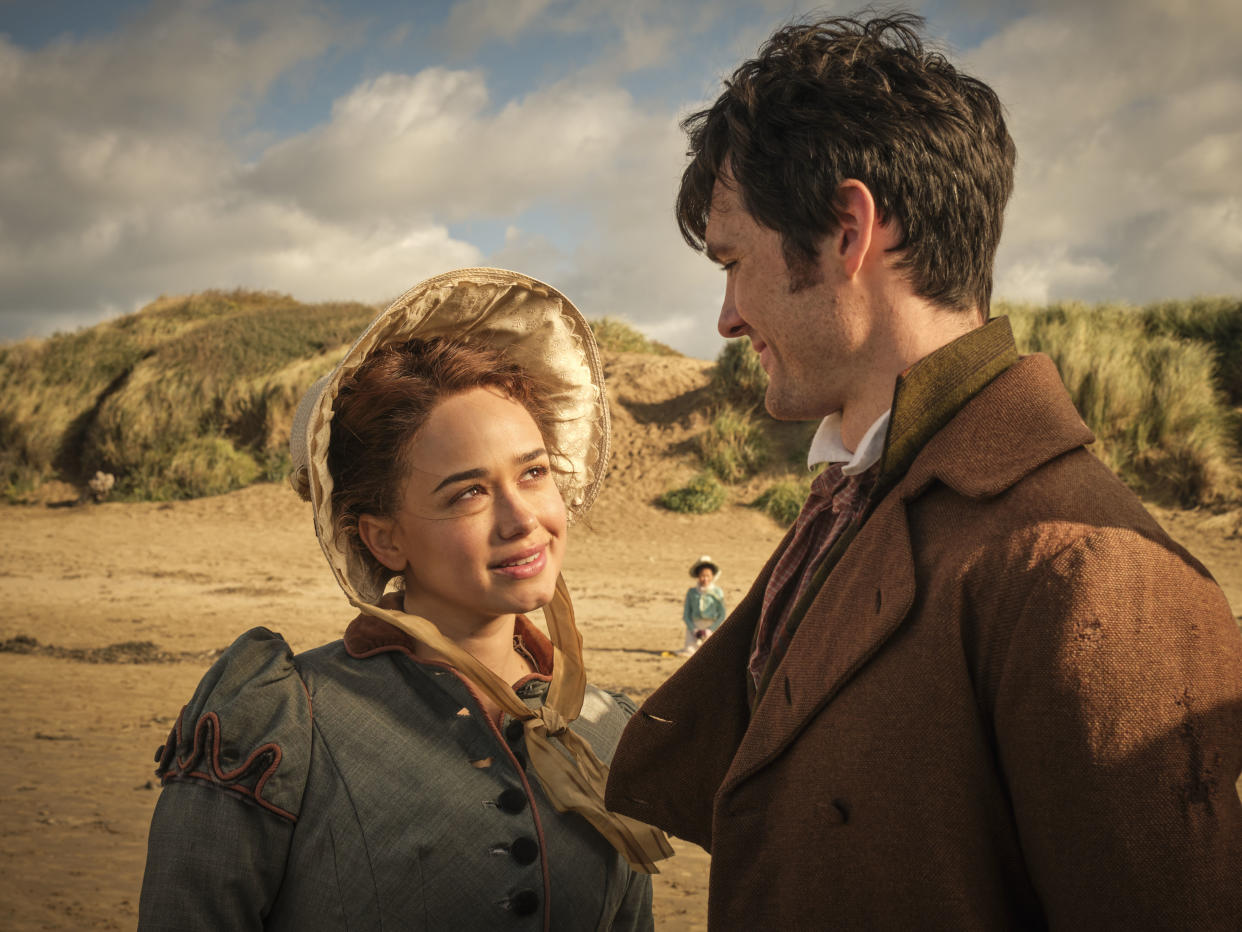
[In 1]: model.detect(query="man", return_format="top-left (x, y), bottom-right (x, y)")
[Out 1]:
top-left (605, 12), bottom-right (1242, 929)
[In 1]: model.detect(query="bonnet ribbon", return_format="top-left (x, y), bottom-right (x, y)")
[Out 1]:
top-left (354, 573), bottom-right (674, 874)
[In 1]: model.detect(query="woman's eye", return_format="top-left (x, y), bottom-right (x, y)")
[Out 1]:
top-left (522, 465), bottom-right (549, 482)
top-left (451, 485), bottom-right (485, 503)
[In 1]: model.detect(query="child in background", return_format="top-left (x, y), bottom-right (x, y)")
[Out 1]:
top-left (676, 556), bottom-right (726, 657)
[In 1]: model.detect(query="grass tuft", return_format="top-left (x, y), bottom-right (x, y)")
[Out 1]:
top-left (753, 475), bottom-right (813, 526)
top-left (709, 339), bottom-right (768, 411)
top-left (1138, 297), bottom-right (1242, 405)
top-left (699, 406), bottom-right (771, 482)
top-left (145, 435), bottom-right (261, 500)
top-left (657, 472), bottom-right (727, 514)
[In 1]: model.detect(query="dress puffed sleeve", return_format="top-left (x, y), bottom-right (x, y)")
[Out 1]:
top-left (139, 627), bottom-right (312, 931)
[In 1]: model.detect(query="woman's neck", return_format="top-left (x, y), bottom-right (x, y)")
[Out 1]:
top-left (404, 601), bottom-right (533, 686)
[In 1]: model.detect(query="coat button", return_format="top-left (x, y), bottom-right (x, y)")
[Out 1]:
top-left (497, 788), bottom-right (526, 814)
top-left (511, 889), bottom-right (539, 916)
top-left (510, 836), bottom-right (539, 865)
top-left (505, 719), bottom-right (524, 742)
top-left (512, 750), bottom-right (527, 770)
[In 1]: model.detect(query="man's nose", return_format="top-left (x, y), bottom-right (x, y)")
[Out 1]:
top-left (717, 277), bottom-right (746, 338)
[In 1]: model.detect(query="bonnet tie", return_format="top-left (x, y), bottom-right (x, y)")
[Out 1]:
top-left (358, 574), bottom-right (674, 873)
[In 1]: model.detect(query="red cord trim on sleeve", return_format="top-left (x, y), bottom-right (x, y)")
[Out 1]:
top-left (156, 705), bottom-right (297, 822)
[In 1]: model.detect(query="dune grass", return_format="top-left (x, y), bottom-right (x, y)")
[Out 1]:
top-left (4, 292), bottom-right (1239, 508)
top-left (589, 317), bottom-right (680, 356)
top-left (1, 294), bottom-right (678, 503)
top-left (1138, 297), bottom-right (1242, 405)
top-left (0, 290), bottom-right (377, 501)
top-left (1005, 300), bottom-right (1240, 507)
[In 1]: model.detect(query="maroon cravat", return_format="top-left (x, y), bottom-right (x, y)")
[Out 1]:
top-left (749, 462), bottom-right (879, 688)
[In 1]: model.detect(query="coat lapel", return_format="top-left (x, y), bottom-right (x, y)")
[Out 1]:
top-left (722, 493), bottom-right (917, 791)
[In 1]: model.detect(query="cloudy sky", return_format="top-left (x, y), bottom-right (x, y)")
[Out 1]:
top-left (2, 0), bottom-right (1239, 358)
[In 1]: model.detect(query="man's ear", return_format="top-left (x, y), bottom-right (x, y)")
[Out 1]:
top-left (358, 514), bottom-right (407, 572)
top-left (831, 179), bottom-right (881, 279)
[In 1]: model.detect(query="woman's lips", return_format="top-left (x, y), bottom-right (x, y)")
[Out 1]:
top-left (491, 545), bottom-right (548, 580)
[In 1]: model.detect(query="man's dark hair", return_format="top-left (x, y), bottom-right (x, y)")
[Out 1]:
top-left (676, 12), bottom-right (1015, 312)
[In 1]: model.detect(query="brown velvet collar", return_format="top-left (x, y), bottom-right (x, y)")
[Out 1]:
top-left (343, 610), bottom-right (555, 683)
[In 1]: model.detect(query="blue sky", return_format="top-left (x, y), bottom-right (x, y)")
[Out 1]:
top-left (1, 0), bottom-right (1239, 358)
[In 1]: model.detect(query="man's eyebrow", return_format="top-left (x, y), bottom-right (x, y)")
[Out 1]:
top-left (431, 448), bottom-right (547, 494)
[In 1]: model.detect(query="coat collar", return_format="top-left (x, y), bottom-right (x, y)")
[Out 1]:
top-left (879, 315), bottom-right (1021, 481)
top-left (343, 610), bottom-right (555, 685)
top-left (903, 352), bottom-right (1094, 500)
top-left (879, 315), bottom-right (1093, 501)
top-left (723, 322), bottom-right (1095, 792)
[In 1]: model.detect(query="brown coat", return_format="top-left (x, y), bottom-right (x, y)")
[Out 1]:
top-left (606, 353), bottom-right (1242, 929)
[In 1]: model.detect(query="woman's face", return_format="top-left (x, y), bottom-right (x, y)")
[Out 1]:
top-left (361, 386), bottom-right (567, 637)
top-left (697, 567), bottom-right (715, 587)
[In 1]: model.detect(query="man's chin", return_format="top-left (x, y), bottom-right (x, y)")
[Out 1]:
top-left (763, 386), bottom-right (817, 422)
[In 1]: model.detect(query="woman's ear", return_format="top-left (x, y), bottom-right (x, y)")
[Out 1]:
top-left (358, 514), bottom-right (407, 572)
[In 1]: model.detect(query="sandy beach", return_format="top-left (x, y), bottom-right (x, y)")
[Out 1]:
top-left (0, 475), bottom-right (793, 930)
top-left (1, 476), bottom-right (1240, 929)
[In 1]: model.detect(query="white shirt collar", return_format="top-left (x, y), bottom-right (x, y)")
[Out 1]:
top-left (807, 409), bottom-right (891, 476)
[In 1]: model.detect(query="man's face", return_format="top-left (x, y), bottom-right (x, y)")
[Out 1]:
top-left (704, 173), bottom-right (875, 422)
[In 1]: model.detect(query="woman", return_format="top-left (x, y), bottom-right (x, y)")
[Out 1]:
top-left (139, 269), bottom-right (670, 930)
top-left (675, 555), bottom-right (726, 657)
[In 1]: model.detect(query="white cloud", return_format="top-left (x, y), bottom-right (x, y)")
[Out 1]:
top-left (6, 0), bottom-right (1238, 359)
top-left (244, 68), bottom-right (651, 224)
top-left (0, 0), bottom-right (724, 353)
top-left (236, 55), bottom-right (730, 355)
top-left (968, 0), bottom-right (1242, 303)
top-left (0, 192), bottom-right (481, 310)
top-left (488, 226), bottom-right (570, 282)
top-left (0, 1), bottom-right (489, 340)
top-left (994, 247), bottom-right (1115, 306)
top-left (441, 0), bottom-right (558, 53)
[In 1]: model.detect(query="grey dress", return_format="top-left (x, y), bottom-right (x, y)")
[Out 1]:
top-left (139, 615), bottom-right (653, 931)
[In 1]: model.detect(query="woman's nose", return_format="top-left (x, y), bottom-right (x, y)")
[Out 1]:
top-left (497, 491), bottom-right (539, 539)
